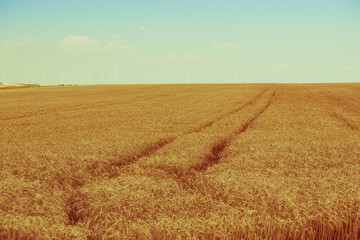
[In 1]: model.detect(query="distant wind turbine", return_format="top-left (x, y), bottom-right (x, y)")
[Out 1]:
top-left (3, 73), bottom-right (7, 84)
top-left (68, 74), bottom-right (72, 85)
top-left (59, 72), bottom-right (64, 84)
top-left (246, 70), bottom-right (253, 83)
top-left (113, 68), bottom-right (118, 84)
top-left (42, 73), bottom-right (46, 85)
top-left (25, 71), bottom-right (29, 84)
top-left (109, 72), bottom-right (113, 84)
top-left (99, 70), bottom-right (104, 83)
top-left (87, 71), bottom-right (91, 85)
top-left (234, 69), bottom-right (239, 83)
top-left (186, 72), bottom-right (191, 83)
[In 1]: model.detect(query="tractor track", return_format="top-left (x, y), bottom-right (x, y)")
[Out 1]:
top-left (61, 88), bottom-right (278, 231)
top-left (192, 88), bottom-right (269, 133)
top-left (329, 111), bottom-right (359, 131)
top-left (125, 88), bottom-right (277, 180)
top-left (66, 87), bottom-right (274, 227)
top-left (195, 89), bottom-right (277, 172)
top-left (133, 89), bottom-right (278, 194)
top-left (0, 94), bottom-right (178, 121)
top-left (320, 90), bottom-right (360, 131)
top-left (90, 88), bottom-right (271, 178)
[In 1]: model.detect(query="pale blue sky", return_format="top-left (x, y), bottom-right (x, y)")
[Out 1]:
top-left (0, 0), bottom-right (359, 84)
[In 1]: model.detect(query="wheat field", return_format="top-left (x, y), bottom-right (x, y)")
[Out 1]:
top-left (0, 84), bottom-right (359, 239)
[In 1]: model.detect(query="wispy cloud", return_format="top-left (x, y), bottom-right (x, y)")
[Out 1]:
top-left (341, 66), bottom-right (352, 71)
top-left (102, 34), bottom-right (141, 51)
top-left (3, 37), bottom-right (34, 48)
top-left (152, 54), bottom-right (177, 63)
top-left (59, 34), bottom-right (140, 51)
top-left (267, 63), bottom-right (291, 70)
top-left (183, 54), bottom-right (201, 61)
top-left (151, 53), bottom-right (202, 63)
top-left (0, 37), bottom-right (33, 56)
top-left (212, 42), bottom-right (242, 50)
top-left (59, 35), bottom-right (99, 50)
top-left (139, 25), bottom-right (151, 31)
top-left (24, 37), bottom-right (34, 43)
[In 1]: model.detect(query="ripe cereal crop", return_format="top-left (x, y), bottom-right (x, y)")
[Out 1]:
top-left (0, 84), bottom-right (359, 239)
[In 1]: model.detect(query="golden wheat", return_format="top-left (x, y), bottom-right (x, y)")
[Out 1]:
top-left (0, 84), bottom-right (359, 239)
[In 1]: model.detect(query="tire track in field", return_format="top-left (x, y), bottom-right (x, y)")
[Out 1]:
top-left (192, 88), bottom-right (269, 133)
top-left (65, 138), bottom-right (179, 226)
top-left (102, 137), bottom-right (177, 178)
top-left (330, 111), bottom-right (359, 131)
top-left (66, 88), bottom-right (272, 225)
top-left (1, 87), bottom-right (265, 122)
top-left (127, 89), bottom-right (277, 194)
top-left (1, 102), bottom-right (121, 121)
top-left (132, 88), bottom-right (277, 179)
top-left (66, 88), bottom-right (276, 228)
top-left (0, 94), bottom-right (174, 121)
top-left (162, 89), bottom-right (277, 196)
top-left (1, 88), bottom-right (209, 121)
top-left (320, 90), bottom-right (360, 131)
top-left (90, 88), bottom-right (270, 178)
top-left (195, 89), bottom-right (277, 172)
top-left (321, 89), bottom-right (360, 113)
